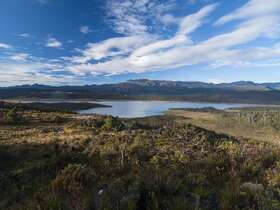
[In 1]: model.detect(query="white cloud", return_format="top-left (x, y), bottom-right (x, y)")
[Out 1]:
top-left (106, 0), bottom-right (148, 35)
top-left (0, 56), bottom-right (81, 86)
top-left (178, 4), bottom-right (217, 35)
top-left (46, 38), bottom-right (62, 48)
top-left (66, 1), bottom-right (280, 77)
top-left (207, 78), bottom-right (225, 84)
top-left (70, 35), bottom-right (155, 63)
top-left (0, 65), bottom-right (77, 86)
top-left (160, 14), bottom-right (180, 25)
top-left (10, 53), bottom-right (29, 62)
top-left (0, 43), bottom-right (12, 49)
top-left (80, 26), bottom-right (92, 34)
top-left (216, 0), bottom-right (280, 25)
top-left (128, 16), bottom-right (280, 70)
top-left (19, 33), bottom-right (32, 38)
top-left (106, 0), bottom-right (176, 35)
top-left (132, 4), bottom-right (217, 58)
top-left (131, 35), bottom-right (189, 58)
top-left (3, 0), bottom-right (280, 85)
top-left (209, 43), bottom-right (280, 69)
top-left (67, 4), bottom-right (218, 74)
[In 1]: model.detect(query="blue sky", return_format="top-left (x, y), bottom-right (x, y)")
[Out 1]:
top-left (0, 0), bottom-right (280, 86)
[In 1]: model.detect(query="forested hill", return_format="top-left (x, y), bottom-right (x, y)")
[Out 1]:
top-left (1, 79), bottom-right (280, 104)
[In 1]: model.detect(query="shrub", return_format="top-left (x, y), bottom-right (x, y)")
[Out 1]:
top-left (51, 164), bottom-right (96, 210)
top-left (4, 108), bottom-right (23, 124)
top-left (101, 116), bottom-right (124, 131)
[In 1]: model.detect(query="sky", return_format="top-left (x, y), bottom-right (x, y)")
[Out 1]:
top-left (0, 0), bottom-right (280, 86)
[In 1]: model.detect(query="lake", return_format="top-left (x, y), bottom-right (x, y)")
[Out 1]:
top-left (78, 100), bottom-right (258, 118)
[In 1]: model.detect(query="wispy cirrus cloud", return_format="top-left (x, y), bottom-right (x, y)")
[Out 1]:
top-left (66, 4), bottom-right (217, 75)
top-left (132, 4), bottom-right (217, 58)
top-left (2, 0), bottom-right (280, 85)
top-left (105, 0), bottom-right (177, 35)
top-left (65, 0), bottom-right (280, 77)
top-left (70, 35), bottom-right (155, 64)
top-left (215, 0), bottom-right (280, 25)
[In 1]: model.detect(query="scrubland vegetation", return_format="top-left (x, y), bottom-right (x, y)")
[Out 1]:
top-left (169, 107), bottom-right (280, 144)
top-left (1, 104), bottom-right (280, 210)
top-left (0, 101), bottom-right (110, 114)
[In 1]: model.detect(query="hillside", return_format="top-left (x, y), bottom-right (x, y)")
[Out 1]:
top-left (0, 101), bottom-right (110, 113)
top-left (1, 105), bottom-right (280, 210)
top-left (1, 79), bottom-right (280, 104)
top-left (168, 107), bottom-right (280, 144)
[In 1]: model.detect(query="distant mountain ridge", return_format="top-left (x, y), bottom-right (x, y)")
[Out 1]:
top-left (2, 79), bottom-right (280, 91)
top-left (125, 79), bottom-right (280, 91)
top-left (1, 79), bottom-right (280, 104)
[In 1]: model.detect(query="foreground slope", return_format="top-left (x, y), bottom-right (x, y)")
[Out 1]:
top-left (0, 106), bottom-right (280, 210)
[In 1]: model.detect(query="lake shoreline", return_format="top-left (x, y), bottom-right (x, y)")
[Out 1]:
top-left (76, 100), bottom-right (275, 118)
top-left (3, 99), bottom-right (279, 118)
top-left (0, 101), bottom-right (111, 113)
top-left (3, 98), bottom-right (279, 105)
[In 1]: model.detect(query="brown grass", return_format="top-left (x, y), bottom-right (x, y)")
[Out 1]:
top-left (167, 109), bottom-right (280, 145)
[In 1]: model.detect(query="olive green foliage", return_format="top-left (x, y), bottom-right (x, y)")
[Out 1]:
top-left (1, 107), bottom-right (280, 210)
top-left (0, 101), bottom-right (109, 113)
top-left (169, 107), bottom-right (280, 144)
top-left (51, 164), bottom-right (96, 210)
top-left (222, 109), bottom-right (280, 129)
top-left (4, 107), bottom-right (23, 124)
top-left (101, 116), bottom-right (125, 131)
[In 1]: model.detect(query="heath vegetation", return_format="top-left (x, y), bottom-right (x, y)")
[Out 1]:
top-left (1, 104), bottom-right (280, 210)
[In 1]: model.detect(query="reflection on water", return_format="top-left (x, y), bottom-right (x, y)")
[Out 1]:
top-left (78, 100), bottom-right (256, 118)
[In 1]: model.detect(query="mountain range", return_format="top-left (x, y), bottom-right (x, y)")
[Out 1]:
top-left (1, 79), bottom-right (280, 104)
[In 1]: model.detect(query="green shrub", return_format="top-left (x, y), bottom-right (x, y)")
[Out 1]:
top-left (101, 116), bottom-right (124, 131)
top-left (51, 164), bottom-right (96, 210)
top-left (4, 108), bottom-right (23, 124)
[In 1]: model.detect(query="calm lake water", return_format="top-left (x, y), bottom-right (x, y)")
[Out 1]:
top-left (78, 100), bottom-right (257, 118)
